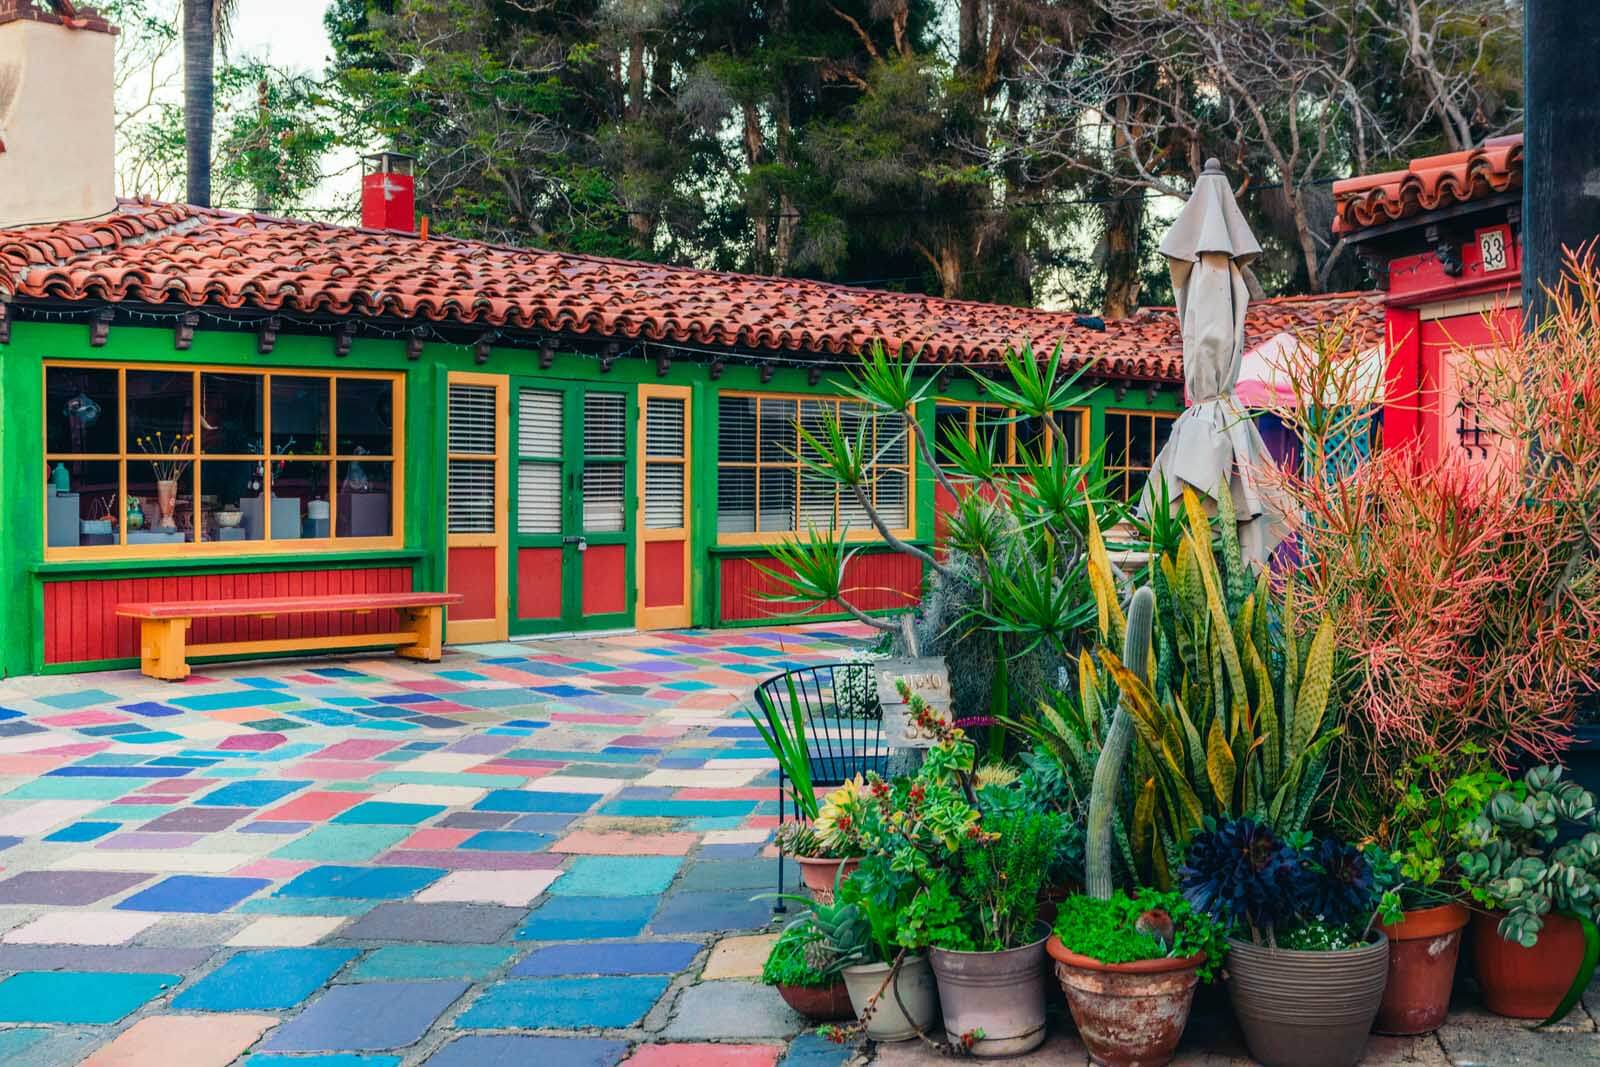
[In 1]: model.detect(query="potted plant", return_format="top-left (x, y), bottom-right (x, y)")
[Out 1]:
top-left (1364, 756), bottom-right (1508, 1035)
top-left (759, 906), bottom-right (858, 1021)
top-left (1180, 819), bottom-right (1388, 1067)
top-left (771, 780), bottom-right (866, 903)
top-left (1047, 889), bottom-right (1226, 1067)
top-left (920, 808), bottom-right (1063, 1056)
top-left (1456, 764), bottom-right (1600, 1022)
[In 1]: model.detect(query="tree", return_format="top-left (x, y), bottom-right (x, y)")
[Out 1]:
top-left (182, 0), bottom-right (236, 206)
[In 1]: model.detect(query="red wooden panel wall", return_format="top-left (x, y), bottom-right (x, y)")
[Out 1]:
top-left (719, 551), bottom-right (922, 624)
top-left (43, 566), bottom-right (413, 665)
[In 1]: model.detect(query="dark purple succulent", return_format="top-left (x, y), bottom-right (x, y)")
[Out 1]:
top-left (1301, 836), bottom-right (1376, 925)
top-left (1178, 818), bottom-right (1304, 930)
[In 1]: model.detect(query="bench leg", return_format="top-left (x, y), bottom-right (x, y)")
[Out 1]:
top-left (140, 618), bottom-right (191, 681)
top-left (396, 606), bottom-right (444, 662)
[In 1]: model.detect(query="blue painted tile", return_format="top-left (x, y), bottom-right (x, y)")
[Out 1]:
top-left (260, 980), bottom-right (469, 1052)
top-left (0, 971), bottom-right (178, 1023)
top-left (422, 1035), bottom-right (628, 1067)
top-left (651, 890), bottom-right (774, 934)
top-left (504, 813), bottom-right (576, 833)
top-left (457, 976), bottom-right (668, 1029)
top-left (550, 856), bottom-right (681, 897)
top-left (247, 1057), bottom-right (401, 1067)
top-left (459, 831), bottom-right (551, 853)
top-left (331, 802), bottom-right (446, 826)
top-left (172, 947), bottom-right (356, 1011)
top-left (116, 875), bottom-right (270, 914)
top-left (44, 821), bottom-right (119, 842)
top-left (473, 790), bottom-right (595, 814)
top-left (349, 945), bottom-right (515, 980)
top-left (169, 691), bottom-right (297, 712)
top-left (510, 940), bottom-right (700, 977)
top-left (515, 896), bottom-right (656, 940)
top-left (275, 865), bottom-right (445, 900)
top-left (195, 779), bottom-right (311, 807)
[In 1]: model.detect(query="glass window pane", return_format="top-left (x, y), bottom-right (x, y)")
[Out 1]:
top-left (1127, 415), bottom-right (1156, 469)
top-left (337, 460), bottom-right (393, 538)
top-left (517, 462), bottom-right (562, 535)
top-left (200, 460), bottom-right (263, 543)
top-left (127, 464), bottom-right (193, 545)
top-left (798, 400), bottom-right (829, 463)
top-left (1054, 410), bottom-right (1085, 464)
top-left (798, 475), bottom-right (835, 530)
top-left (582, 464), bottom-right (626, 532)
top-left (518, 389), bottom-right (563, 459)
top-left (272, 377), bottom-right (330, 455)
top-left (759, 398), bottom-right (796, 462)
top-left (645, 463), bottom-right (684, 529)
top-left (337, 378), bottom-right (395, 457)
top-left (646, 397), bottom-right (686, 458)
top-left (1105, 413), bottom-right (1131, 469)
top-left (976, 407), bottom-right (1012, 463)
top-left (759, 468), bottom-right (796, 532)
top-left (584, 393), bottom-right (627, 458)
top-left (127, 370), bottom-right (194, 455)
top-left (449, 384), bottom-right (498, 454)
top-left (934, 404), bottom-right (969, 464)
top-left (718, 396), bottom-right (756, 464)
top-left (47, 366), bottom-right (118, 455)
top-left (271, 460), bottom-right (331, 539)
top-left (1152, 414), bottom-right (1177, 458)
top-left (46, 460), bottom-right (119, 548)
top-left (875, 412), bottom-right (908, 465)
top-left (201, 373), bottom-right (263, 454)
top-left (1016, 414), bottom-right (1047, 462)
top-left (448, 459), bottom-right (496, 533)
top-left (717, 466), bottom-right (756, 534)
top-left (875, 469), bottom-right (909, 529)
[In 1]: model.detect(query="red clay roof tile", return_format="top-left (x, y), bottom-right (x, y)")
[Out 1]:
top-left (1332, 134), bottom-right (1522, 235)
top-left (1, 199), bottom-right (1381, 383)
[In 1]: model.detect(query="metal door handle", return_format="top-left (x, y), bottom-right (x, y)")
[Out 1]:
top-left (561, 535), bottom-right (588, 552)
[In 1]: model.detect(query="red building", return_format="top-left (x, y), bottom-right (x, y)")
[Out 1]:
top-left (1332, 136), bottom-right (1523, 467)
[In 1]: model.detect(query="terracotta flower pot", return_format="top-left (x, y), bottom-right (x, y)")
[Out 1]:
top-left (1046, 933), bottom-right (1205, 1067)
top-left (929, 932), bottom-right (1049, 1057)
top-left (794, 855), bottom-right (859, 904)
top-left (776, 980), bottom-right (854, 1021)
top-left (1471, 909), bottom-right (1588, 1019)
top-left (1226, 933), bottom-right (1389, 1067)
top-left (1374, 903), bottom-right (1469, 1035)
top-left (841, 956), bottom-right (940, 1042)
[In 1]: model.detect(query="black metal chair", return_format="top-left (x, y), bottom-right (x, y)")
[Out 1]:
top-left (754, 662), bottom-right (887, 910)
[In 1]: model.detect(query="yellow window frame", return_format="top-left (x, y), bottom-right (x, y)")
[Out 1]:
top-left (42, 360), bottom-right (406, 561)
top-left (716, 391), bottom-right (915, 546)
top-left (1103, 408), bottom-right (1178, 501)
top-left (934, 398), bottom-right (1091, 467)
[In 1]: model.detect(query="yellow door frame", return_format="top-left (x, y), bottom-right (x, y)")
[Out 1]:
top-left (635, 383), bottom-right (692, 630)
top-left (445, 371), bottom-right (509, 644)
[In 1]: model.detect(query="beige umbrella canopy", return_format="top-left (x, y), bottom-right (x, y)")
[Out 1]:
top-left (1140, 158), bottom-right (1290, 566)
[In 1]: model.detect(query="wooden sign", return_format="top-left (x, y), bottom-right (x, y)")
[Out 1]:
top-left (875, 657), bottom-right (953, 749)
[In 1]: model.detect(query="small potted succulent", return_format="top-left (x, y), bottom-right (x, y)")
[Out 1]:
top-left (1047, 889), bottom-right (1226, 1067)
top-left (1364, 756), bottom-right (1507, 1035)
top-left (1456, 764), bottom-right (1600, 1022)
top-left (760, 903), bottom-right (858, 1021)
top-left (772, 778), bottom-right (868, 904)
top-left (1180, 818), bottom-right (1388, 1067)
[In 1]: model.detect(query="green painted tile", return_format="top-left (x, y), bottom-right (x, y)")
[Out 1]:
top-left (235, 896), bottom-right (379, 917)
top-left (549, 856), bottom-right (682, 897)
top-left (270, 825), bottom-right (411, 863)
top-left (5, 778), bottom-right (138, 801)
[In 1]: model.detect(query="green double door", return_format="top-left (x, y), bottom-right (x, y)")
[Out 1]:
top-left (508, 377), bottom-right (636, 633)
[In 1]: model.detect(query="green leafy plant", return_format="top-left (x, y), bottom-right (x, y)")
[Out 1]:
top-left (1052, 889), bottom-right (1229, 981)
top-left (762, 922), bottom-right (844, 989)
top-left (749, 675), bottom-right (819, 821)
top-left (1367, 753), bottom-right (1510, 912)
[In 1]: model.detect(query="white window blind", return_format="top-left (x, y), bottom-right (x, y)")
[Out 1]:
top-left (448, 385), bottom-right (497, 454)
top-left (644, 397), bottom-right (686, 530)
top-left (582, 465), bottom-right (625, 532)
top-left (517, 464), bottom-right (561, 534)
top-left (518, 389), bottom-right (562, 458)
top-left (584, 393), bottom-right (626, 456)
top-left (447, 459), bottom-right (496, 533)
top-left (645, 397), bottom-right (684, 457)
top-left (645, 464), bottom-right (684, 529)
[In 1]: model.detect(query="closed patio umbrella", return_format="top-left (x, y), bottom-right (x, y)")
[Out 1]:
top-left (1140, 158), bottom-right (1290, 566)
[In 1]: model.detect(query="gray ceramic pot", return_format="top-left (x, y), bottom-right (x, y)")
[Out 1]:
top-left (842, 955), bottom-right (939, 1042)
top-left (1226, 932), bottom-right (1389, 1067)
top-left (928, 932), bottom-right (1049, 1057)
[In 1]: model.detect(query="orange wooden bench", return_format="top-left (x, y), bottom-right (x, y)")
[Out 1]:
top-left (115, 592), bottom-right (465, 681)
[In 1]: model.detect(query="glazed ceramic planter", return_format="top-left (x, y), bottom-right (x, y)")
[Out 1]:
top-left (1374, 903), bottom-right (1468, 1035)
top-left (929, 932), bottom-right (1049, 1057)
top-left (1226, 933), bottom-right (1388, 1067)
top-left (1047, 934), bottom-right (1204, 1067)
top-left (775, 980), bottom-right (854, 1021)
top-left (793, 855), bottom-right (859, 904)
top-left (841, 956), bottom-right (939, 1042)
top-left (1471, 909), bottom-right (1588, 1019)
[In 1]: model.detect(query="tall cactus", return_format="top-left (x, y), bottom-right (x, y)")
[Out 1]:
top-left (1086, 585), bottom-right (1155, 900)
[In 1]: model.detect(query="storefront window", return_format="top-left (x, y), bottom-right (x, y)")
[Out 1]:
top-left (43, 363), bottom-right (403, 557)
top-left (934, 399), bottom-right (1089, 468)
top-left (716, 393), bottom-right (912, 540)
top-left (1104, 410), bottom-right (1178, 500)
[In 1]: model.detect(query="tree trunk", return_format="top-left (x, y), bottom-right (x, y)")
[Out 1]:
top-left (1287, 188), bottom-right (1324, 293)
top-left (626, 32), bottom-right (645, 120)
top-left (743, 102), bottom-right (770, 273)
top-left (1100, 193), bottom-right (1143, 319)
top-left (773, 87), bottom-right (796, 274)
top-left (181, 0), bottom-right (214, 207)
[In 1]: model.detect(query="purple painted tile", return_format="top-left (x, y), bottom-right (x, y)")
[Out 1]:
top-left (218, 732), bottom-right (287, 750)
top-left (241, 820), bottom-right (313, 834)
top-left (260, 979), bottom-right (470, 1052)
top-left (436, 812), bottom-right (518, 830)
top-left (0, 946), bottom-right (215, 973)
top-left (140, 807), bottom-right (252, 832)
top-left (0, 871), bottom-right (150, 906)
top-left (374, 850), bottom-right (564, 872)
top-left (98, 832), bottom-right (203, 849)
top-left (447, 735), bottom-right (520, 755)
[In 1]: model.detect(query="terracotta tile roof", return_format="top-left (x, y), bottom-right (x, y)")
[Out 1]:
top-left (0, 199), bottom-right (1381, 382)
top-left (1332, 134), bottom-right (1522, 236)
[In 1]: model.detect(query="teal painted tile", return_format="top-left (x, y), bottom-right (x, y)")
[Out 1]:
top-left (0, 1028), bottom-right (48, 1063)
top-left (4, 778), bottom-right (137, 801)
top-left (367, 771), bottom-right (514, 789)
top-left (0, 971), bottom-right (178, 1023)
top-left (349, 945), bottom-right (516, 980)
top-left (271, 825), bottom-right (411, 862)
top-left (456, 975), bottom-right (668, 1030)
top-left (172, 947), bottom-right (357, 1011)
top-left (331, 802), bottom-right (445, 826)
top-left (686, 816), bottom-right (750, 831)
top-left (549, 856), bottom-right (681, 897)
top-left (597, 799), bottom-right (755, 818)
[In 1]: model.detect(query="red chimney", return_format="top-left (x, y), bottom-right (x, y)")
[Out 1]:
top-left (361, 152), bottom-right (415, 233)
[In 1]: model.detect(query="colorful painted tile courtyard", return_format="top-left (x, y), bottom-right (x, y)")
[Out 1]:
top-left (0, 625), bottom-right (1591, 1067)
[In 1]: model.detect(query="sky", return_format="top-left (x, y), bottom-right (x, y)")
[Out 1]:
top-left (229, 0), bottom-right (335, 78)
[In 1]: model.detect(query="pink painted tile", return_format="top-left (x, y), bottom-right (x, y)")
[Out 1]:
top-left (316, 739), bottom-right (403, 760)
top-left (99, 832), bottom-right (203, 849)
top-left (284, 760), bottom-right (389, 780)
top-left (550, 713), bottom-right (646, 726)
top-left (37, 742), bottom-right (112, 757)
top-left (624, 1045), bottom-right (780, 1067)
top-left (746, 816), bottom-right (781, 830)
top-left (115, 795), bottom-right (182, 806)
top-left (552, 831), bottom-right (698, 856)
top-left (137, 779), bottom-right (216, 795)
top-left (232, 858), bottom-right (312, 880)
top-left (600, 671), bottom-right (663, 685)
top-left (263, 790), bottom-right (371, 821)
top-left (677, 788), bottom-right (779, 801)
top-left (0, 755), bottom-right (67, 775)
top-left (397, 680), bottom-right (468, 694)
top-left (38, 710), bottom-right (124, 727)
top-left (80, 1012), bottom-right (278, 1067)
top-left (399, 828), bottom-right (474, 850)
top-left (469, 764), bottom-right (547, 779)
top-left (218, 733), bottom-right (286, 751)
